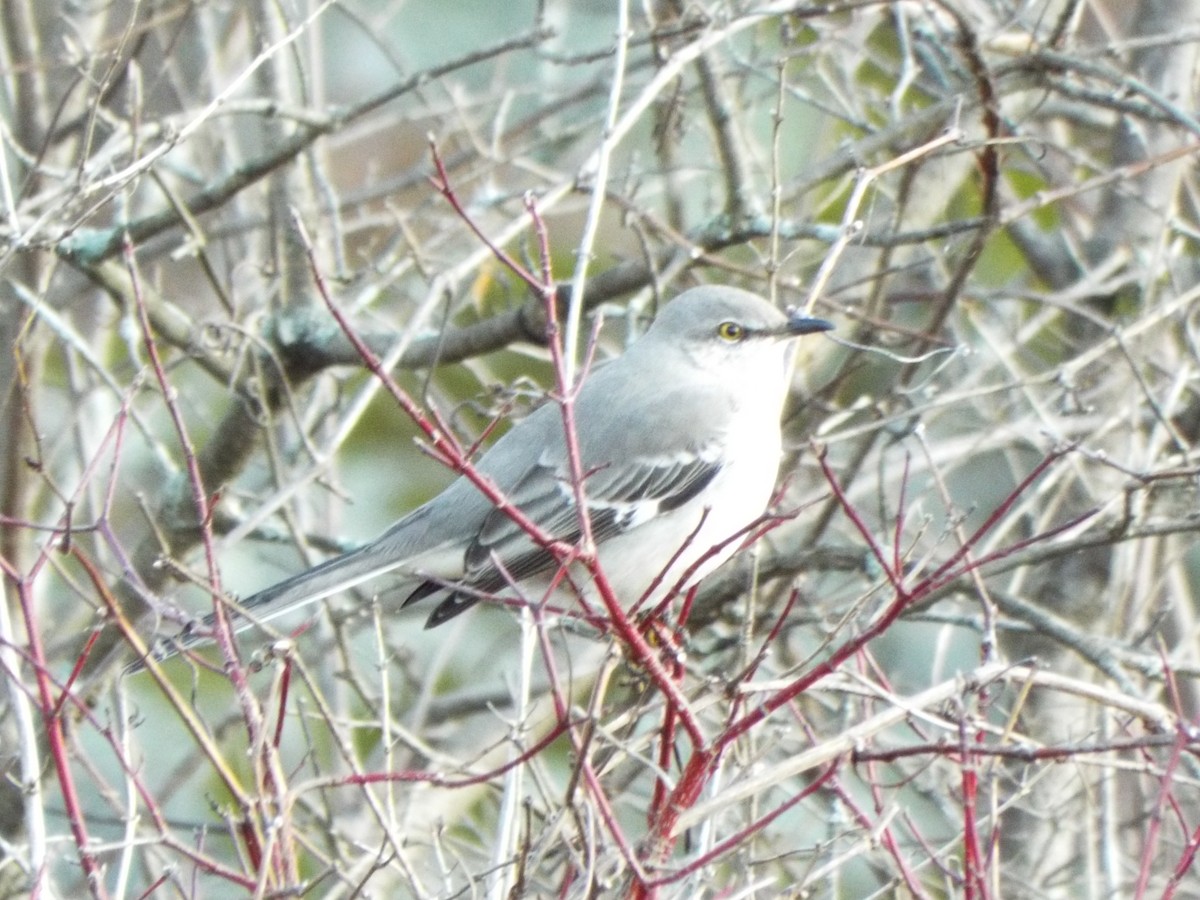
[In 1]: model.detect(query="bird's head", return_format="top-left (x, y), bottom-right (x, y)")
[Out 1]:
top-left (644, 285), bottom-right (833, 373)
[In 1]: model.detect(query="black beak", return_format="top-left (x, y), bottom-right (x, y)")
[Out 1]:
top-left (783, 312), bottom-right (835, 336)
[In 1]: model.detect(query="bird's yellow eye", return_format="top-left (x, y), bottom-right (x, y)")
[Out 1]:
top-left (717, 321), bottom-right (745, 342)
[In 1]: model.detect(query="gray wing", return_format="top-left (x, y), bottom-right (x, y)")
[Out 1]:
top-left (405, 449), bottom-right (721, 627)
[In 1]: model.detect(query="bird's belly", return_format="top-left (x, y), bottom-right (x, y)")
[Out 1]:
top-left (587, 451), bottom-right (779, 610)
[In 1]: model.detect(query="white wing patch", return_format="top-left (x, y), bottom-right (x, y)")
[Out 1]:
top-left (405, 447), bottom-right (723, 626)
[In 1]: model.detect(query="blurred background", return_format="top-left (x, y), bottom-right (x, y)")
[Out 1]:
top-left (2, 0), bottom-right (1199, 896)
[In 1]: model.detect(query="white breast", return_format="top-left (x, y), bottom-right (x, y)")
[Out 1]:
top-left (591, 380), bottom-right (786, 610)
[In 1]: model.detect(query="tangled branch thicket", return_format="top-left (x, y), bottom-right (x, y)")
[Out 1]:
top-left (3, 1), bottom-right (1200, 896)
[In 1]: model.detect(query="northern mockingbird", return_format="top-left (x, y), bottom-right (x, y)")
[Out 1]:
top-left (156, 285), bottom-right (832, 659)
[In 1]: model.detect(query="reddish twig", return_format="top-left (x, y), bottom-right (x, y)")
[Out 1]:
top-left (429, 140), bottom-right (547, 296)
top-left (841, 774), bottom-right (931, 899)
top-left (958, 707), bottom-right (987, 900)
top-left (911, 445), bottom-right (1074, 595)
top-left (1134, 649), bottom-right (1194, 898)
top-left (645, 763), bottom-right (839, 889)
top-left (1, 570), bottom-right (106, 896)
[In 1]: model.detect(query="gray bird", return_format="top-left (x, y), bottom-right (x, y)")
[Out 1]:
top-left (156, 285), bottom-right (832, 659)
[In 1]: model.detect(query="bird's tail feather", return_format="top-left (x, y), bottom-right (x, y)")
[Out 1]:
top-left (135, 542), bottom-right (418, 669)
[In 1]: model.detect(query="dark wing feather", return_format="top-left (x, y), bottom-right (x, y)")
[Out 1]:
top-left (406, 451), bottom-right (721, 626)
